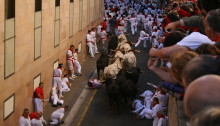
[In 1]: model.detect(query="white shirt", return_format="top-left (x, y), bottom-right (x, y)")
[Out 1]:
top-left (19, 116), bottom-right (31, 126)
top-left (142, 17), bottom-right (149, 24)
top-left (90, 31), bottom-right (96, 42)
top-left (152, 104), bottom-right (162, 126)
top-left (97, 25), bottom-right (102, 34)
top-left (140, 30), bottom-right (148, 38)
top-left (73, 52), bottom-right (78, 60)
top-left (177, 32), bottom-right (215, 49)
top-left (157, 92), bottom-right (169, 107)
top-left (53, 68), bottom-right (62, 77)
top-left (129, 17), bottom-right (137, 24)
top-left (51, 108), bottom-right (65, 119)
top-left (62, 77), bottom-right (69, 84)
top-left (100, 31), bottom-right (107, 39)
top-left (86, 33), bottom-right (93, 42)
top-left (31, 118), bottom-right (43, 126)
top-left (66, 50), bottom-right (73, 60)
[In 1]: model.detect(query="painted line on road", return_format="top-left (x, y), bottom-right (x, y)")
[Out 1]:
top-left (76, 89), bottom-right (98, 126)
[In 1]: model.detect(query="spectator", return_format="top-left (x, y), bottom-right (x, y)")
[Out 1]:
top-left (48, 105), bottom-right (69, 125)
top-left (19, 108), bottom-right (31, 126)
top-left (181, 55), bottom-right (220, 88)
top-left (52, 63), bottom-right (63, 98)
top-left (66, 45), bottom-right (76, 79)
top-left (191, 107), bottom-right (220, 126)
top-left (86, 30), bottom-right (95, 58)
top-left (73, 49), bottom-right (82, 76)
top-left (184, 75), bottom-right (220, 118)
top-left (194, 44), bottom-right (220, 56)
top-left (51, 89), bottom-right (64, 107)
top-left (204, 9), bottom-right (220, 42)
top-left (34, 82), bottom-right (44, 112)
top-left (31, 111), bottom-right (44, 126)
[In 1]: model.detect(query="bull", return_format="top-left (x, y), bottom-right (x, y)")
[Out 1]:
top-left (103, 58), bottom-right (122, 79)
top-left (96, 50), bottom-right (109, 79)
top-left (107, 34), bottom-right (118, 55)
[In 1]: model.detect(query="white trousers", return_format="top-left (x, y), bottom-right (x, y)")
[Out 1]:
top-left (131, 23), bottom-right (136, 35)
top-left (74, 60), bottom-right (81, 74)
top-left (139, 108), bottom-right (153, 119)
top-left (51, 96), bottom-right (64, 105)
top-left (61, 86), bottom-right (70, 93)
top-left (50, 113), bottom-right (64, 125)
top-left (87, 42), bottom-right (95, 57)
top-left (93, 39), bottom-right (98, 53)
top-left (34, 98), bottom-right (43, 112)
top-left (52, 77), bottom-right (62, 97)
top-left (135, 37), bottom-right (149, 47)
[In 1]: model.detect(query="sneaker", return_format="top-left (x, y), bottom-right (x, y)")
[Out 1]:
top-left (77, 73), bottom-right (83, 76)
top-left (95, 52), bottom-right (99, 54)
top-left (59, 121), bottom-right (64, 124)
top-left (91, 56), bottom-right (95, 58)
top-left (72, 75), bottom-right (77, 78)
top-left (69, 77), bottom-right (74, 81)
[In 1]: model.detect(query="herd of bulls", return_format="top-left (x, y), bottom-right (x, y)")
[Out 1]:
top-left (96, 33), bottom-right (141, 114)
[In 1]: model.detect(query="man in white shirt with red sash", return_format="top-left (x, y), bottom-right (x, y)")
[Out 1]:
top-left (52, 63), bottom-right (63, 98)
top-left (19, 108), bottom-right (31, 126)
top-left (66, 45), bottom-right (76, 79)
top-left (86, 30), bottom-right (95, 58)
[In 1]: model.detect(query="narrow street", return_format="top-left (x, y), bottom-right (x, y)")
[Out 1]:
top-left (63, 26), bottom-right (161, 126)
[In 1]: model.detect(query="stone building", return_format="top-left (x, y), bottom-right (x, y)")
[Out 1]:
top-left (0, 0), bottom-right (104, 125)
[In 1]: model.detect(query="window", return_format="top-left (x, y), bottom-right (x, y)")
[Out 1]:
top-left (35, 0), bottom-right (42, 12)
top-left (5, 0), bottom-right (15, 78)
top-left (5, 0), bottom-right (15, 19)
top-left (87, 0), bottom-right (90, 26)
top-left (34, 1), bottom-right (42, 59)
top-left (54, 0), bottom-right (60, 47)
top-left (79, 0), bottom-right (83, 31)
top-left (53, 60), bottom-right (59, 69)
top-left (93, 0), bottom-right (96, 21)
top-left (34, 74), bottom-right (41, 91)
top-left (69, 0), bottom-right (74, 37)
top-left (78, 42), bottom-right (82, 53)
top-left (55, 0), bottom-right (60, 7)
top-left (99, 0), bottom-right (102, 18)
top-left (4, 94), bottom-right (15, 120)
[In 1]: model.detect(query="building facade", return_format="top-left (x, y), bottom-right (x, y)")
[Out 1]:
top-left (0, 0), bottom-right (104, 125)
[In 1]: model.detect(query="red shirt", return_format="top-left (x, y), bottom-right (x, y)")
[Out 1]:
top-left (29, 112), bottom-right (36, 120)
top-left (34, 87), bottom-right (44, 99)
top-left (178, 8), bottom-right (191, 18)
top-left (102, 21), bottom-right (107, 30)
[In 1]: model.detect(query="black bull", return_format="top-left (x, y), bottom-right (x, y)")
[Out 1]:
top-left (104, 67), bottom-right (141, 114)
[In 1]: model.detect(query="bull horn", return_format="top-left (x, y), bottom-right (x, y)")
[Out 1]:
top-left (113, 76), bottom-right (117, 79)
top-left (135, 50), bottom-right (141, 53)
top-left (126, 70), bottom-right (132, 73)
top-left (108, 55), bottom-right (113, 57)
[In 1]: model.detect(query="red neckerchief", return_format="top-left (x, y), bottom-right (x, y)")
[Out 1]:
top-left (152, 103), bottom-right (158, 107)
top-left (160, 91), bottom-right (166, 95)
top-left (57, 67), bottom-right (61, 69)
top-left (214, 36), bottom-right (220, 42)
top-left (159, 115), bottom-right (165, 119)
top-left (22, 114), bottom-right (28, 119)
